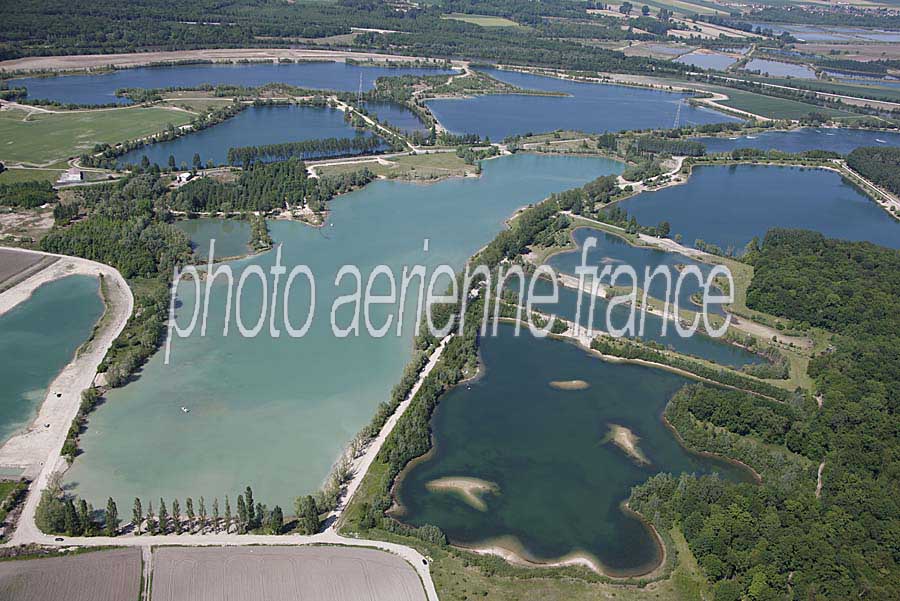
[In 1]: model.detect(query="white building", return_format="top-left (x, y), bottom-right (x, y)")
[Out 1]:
top-left (57, 167), bottom-right (83, 183)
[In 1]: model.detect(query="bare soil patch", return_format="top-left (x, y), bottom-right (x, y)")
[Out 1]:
top-left (0, 248), bottom-right (55, 290)
top-left (0, 209), bottom-right (56, 246)
top-left (0, 548), bottom-right (141, 601)
top-left (151, 546), bottom-right (427, 601)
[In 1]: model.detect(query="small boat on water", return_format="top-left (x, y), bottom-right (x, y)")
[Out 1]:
top-left (876, 139), bottom-right (887, 143)
top-left (745, 136), bottom-right (757, 139)
top-left (181, 406), bottom-right (190, 414)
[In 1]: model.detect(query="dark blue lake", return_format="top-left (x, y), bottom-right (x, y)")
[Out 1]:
top-left (743, 59), bottom-right (816, 79)
top-left (12, 62), bottom-right (457, 106)
top-left (618, 164), bottom-right (900, 254)
top-left (695, 127), bottom-right (900, 155)
top-left (361, 101), bottom-right (427, 134)
top-left (117, 104), bottom-right (380, 168)
top-left (675, 51), bottom-right (737, 71)
top-left (426, 68), bottom-right (740, 140)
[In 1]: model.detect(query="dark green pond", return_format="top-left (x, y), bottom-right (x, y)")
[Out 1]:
top-left (395, 325), bottom-right (752, 575)
top-left (174, 218), bottom-right (251, 260)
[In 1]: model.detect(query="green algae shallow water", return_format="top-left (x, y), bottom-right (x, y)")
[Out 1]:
top-left (395, 325), bottom-right (752, 575)
top-left (174, 218), bottom-right (251, 260)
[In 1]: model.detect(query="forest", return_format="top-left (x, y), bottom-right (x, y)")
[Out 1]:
top-left (1, 0), bottom-right (689, 80)
top-left (633, 136), bottom-right (705, 157)
top-left (0, 181), bottom-right (57, 208)
top-left (40, 176), bottom-right (190, 279)
top-left (632, 229), bottom-right (900, 600)
top-left (846, 146), bottom-right (900, 197)
top-left (171, 159), bottom-right (375, 213)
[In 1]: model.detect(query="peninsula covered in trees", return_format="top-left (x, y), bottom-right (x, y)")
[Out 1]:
top-left (171, 158), bottom-right (375, 213)
top-left (632, 228), bottom-right (900, 600)
top-left (847, 146), bottom-right (900, 197)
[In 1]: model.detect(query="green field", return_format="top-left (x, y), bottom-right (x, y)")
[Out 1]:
top-left (0, 167), bottom-right (63, 184)
top-left (441, 13), bottom-right (519, 27)
top-left (764, 77), bottom-right (900, 103)
top-left (316, 152), bottom-right (478, 180)
top-left (630, 0), bottom-right (729, 16)
top-left (716, 88), bottom-right (856, 119)
top-left (0, 107), bottom-right (194, 166)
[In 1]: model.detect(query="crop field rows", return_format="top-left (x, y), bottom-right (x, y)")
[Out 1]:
top-left (151, 547), bottom-right (427, 601)
top-left (0, 549), bottom-right (141, 601)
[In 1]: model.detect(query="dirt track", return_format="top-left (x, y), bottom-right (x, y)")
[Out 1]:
top-left (0, 548), bottom-right (141, 601)
top-left (0, 49), bottom-right (455, 74)
top-left (151, 546), bottom-right (427, 601)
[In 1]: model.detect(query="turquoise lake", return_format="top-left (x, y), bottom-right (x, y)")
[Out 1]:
top-left (695, 127), bottom-right (900, 154)
top-left (617, 164), bottom-right (900, 254)
top-left (395, 326), bottom-right (751, 574)
top-left (0, 275), bottom-right (103, 445)
top-left (117, 104), bottom-right (377, 168)
top-left (12, 62), bottom-right (457, 106)
top-left (64, 154), bottom-right (623, 510)
top-left (426, 68), bottom-right (740, 140)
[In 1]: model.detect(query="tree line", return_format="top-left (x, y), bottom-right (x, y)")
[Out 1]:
top-left (589, 336), bottom-right (792, 401)
top-left (633, 136), bottom-right (706, 157)
top-left (225, 136), bottom-right (389, 166)
top-left (81, 102), bottom-right (246, 170)
top-left (37, 482), bottom-right (285, 536)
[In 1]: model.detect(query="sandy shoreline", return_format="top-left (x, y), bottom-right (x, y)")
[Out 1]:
top-left (0, 248), bottom-right (133, 485)
top-left (557, 272), bottom-right (607, 298)
top-left (462, 523), bottom-right (667, 580)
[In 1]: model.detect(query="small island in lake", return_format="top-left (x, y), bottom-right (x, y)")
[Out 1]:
top-left (549, 379), bottom-right (590, 390)
top-left (605, 424), bottom-right (650, 465)
top-left (426, 477), bottom-right (500, 511)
